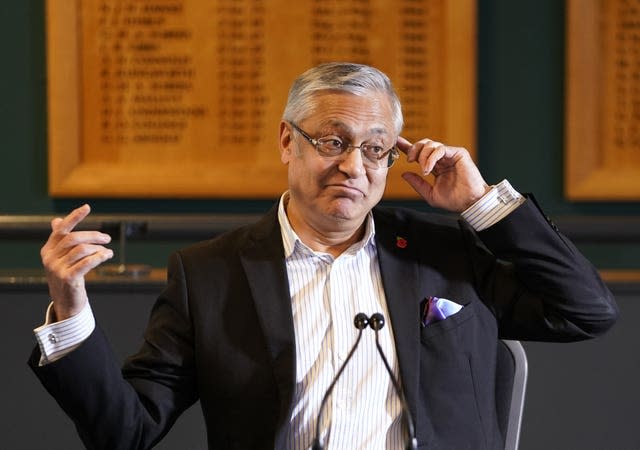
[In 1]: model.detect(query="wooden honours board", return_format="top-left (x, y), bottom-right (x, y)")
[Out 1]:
top-left (47, 0), bottom-right (476, 198)
top-left (566, 0), bottom-right (640, 200)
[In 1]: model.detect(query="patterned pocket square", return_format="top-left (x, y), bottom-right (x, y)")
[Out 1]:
top-left (421, 296), bottom-right (464, 327)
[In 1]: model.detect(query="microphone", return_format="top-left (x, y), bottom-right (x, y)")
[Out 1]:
top-left (369, 313), bottom-right (418, 450)
top-left (312, 313), bottom-right (370, 450)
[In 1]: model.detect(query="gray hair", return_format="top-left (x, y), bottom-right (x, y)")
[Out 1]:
top-left (282, 62), bottom-right (403, 134)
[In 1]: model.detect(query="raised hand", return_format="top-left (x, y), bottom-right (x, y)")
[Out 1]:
top-left (40, 204), bottom-right (113, 320)
top-left (397, 136), bottom-right (491, 212)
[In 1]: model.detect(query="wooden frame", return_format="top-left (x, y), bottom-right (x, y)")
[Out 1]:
top-left (565, 0), bottom-right (640, 200)
top-left (46, 0), bottom-right (476, 198)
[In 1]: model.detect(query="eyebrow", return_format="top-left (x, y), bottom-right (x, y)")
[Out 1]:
top-left (318, 120), bottom-right (390, 138)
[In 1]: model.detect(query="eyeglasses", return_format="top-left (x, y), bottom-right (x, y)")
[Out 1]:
top-left (289, 122), bottom-right (400, 170)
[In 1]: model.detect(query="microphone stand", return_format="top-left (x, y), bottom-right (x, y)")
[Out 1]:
top-left (312, 313), bottom-right (370, 450)
top-left (369, 313), bottom-right (418, 450)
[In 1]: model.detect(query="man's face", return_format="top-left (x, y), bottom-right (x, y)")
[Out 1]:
top-left (279, 91), bottom-right (397, 232)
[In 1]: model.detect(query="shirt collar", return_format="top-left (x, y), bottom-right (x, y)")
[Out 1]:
top-left (277, 191), bottom-right (376, 259)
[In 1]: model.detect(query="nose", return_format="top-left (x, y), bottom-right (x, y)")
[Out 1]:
top-left (337, 146), bottom-right (366, 178)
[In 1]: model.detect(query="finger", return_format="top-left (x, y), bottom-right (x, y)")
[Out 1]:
top-left (420, 145), bottom-right (448, 175)
top-left (396, 136), bottom-right (413, 155)
top-left (405, 140), bottom-right (426, 163)
top-left (52, 204), bottom-right (92, 235)
top-left (67, 246), bottom-right (114, 277)
top-left (401, 171), bottom-right (434, 202)
top-left (42, 231), bottom-right (112, 275)
top-left (42, 217), bottom-right (65, 252)
top-left (44, 204), bottom-right (106, 254)
top-left (69, 241), bottom-right (111, 260)
top-left (58, 231), bottom-right (112, 251)
top-left (50, 237), bottom-right (113, 260)
top-left (49, 246), bottom-right (114, 280)
top-left (45, 205), bottom-right (92, 253)
top-left (406, 139), bottom-right (443, 165)
top-left (43, 230), bottom-right (112, 262)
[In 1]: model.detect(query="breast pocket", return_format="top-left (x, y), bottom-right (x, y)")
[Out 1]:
top-left (420, 299), bottom-right (475, 343)
top-left (417, 300), bottom-right (496, 449)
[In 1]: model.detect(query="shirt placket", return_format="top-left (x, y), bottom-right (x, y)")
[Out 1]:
top-left (327, 254), bottom-right (360, 449)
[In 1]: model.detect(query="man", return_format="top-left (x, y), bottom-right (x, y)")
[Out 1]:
top-left (30, 62), bottom-right (617, 450)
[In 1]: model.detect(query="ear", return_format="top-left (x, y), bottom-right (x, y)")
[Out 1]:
top-left (279, 121), bottom-right (294, 164)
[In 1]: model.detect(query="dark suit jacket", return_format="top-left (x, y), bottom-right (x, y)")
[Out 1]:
top-left (30, 197), bottom-right (618, 450)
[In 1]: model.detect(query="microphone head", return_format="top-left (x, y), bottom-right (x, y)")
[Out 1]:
top-left (354, 313), bottom-right (369, 330)
top-left (369, 313), bottom-right (385, 330)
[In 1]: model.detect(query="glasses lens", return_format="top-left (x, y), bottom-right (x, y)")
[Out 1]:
top-left (359, 147), bottom-right (383, 169)
top-left (361, 146), bottom-right (398, 169)
top-left (315, 138), bottom-right (398, 170)
top-left (386, 147), bottom-right (399, 168)
top-left (317, 139), bottom-right (346, 157)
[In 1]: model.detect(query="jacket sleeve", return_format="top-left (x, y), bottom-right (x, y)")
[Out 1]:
top-left (28, 252), bottom-right (197, 450)
top-left (467, 195), bottom-right (618, 341)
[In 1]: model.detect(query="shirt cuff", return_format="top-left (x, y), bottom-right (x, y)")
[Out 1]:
top-left (461, 179), bottom-right (525, 231)
top-left (33, 301), bottom-right (95, 366)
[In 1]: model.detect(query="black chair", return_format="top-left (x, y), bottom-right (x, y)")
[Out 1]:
top-left (496, 339), bottom-right (528, 450)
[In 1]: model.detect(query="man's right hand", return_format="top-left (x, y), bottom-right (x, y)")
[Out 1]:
top-left (40, 204), bottom-right (114, 321)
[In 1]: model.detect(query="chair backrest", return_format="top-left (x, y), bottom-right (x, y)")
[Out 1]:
top-left (495, 339), bottom-right (528, 450)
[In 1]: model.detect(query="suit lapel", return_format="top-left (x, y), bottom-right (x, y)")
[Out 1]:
top-left (374, 209), bottom-right (422, 422)
top-left (239, 207), bottom-right (295, 445)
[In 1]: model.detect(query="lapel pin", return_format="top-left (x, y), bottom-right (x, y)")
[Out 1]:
top-left (396, 236), bottom-right (408, 249)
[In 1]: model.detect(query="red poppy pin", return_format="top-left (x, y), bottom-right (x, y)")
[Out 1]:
top-left (396, 236), bottom-right (408, 249)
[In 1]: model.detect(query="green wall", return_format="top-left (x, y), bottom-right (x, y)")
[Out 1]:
top-left (2, 1), bottom-right (639, 268)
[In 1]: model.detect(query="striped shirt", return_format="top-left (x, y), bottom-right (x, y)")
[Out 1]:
top-left (462, 179), bottom-right (524, 230)
top-left (33, 302), bottom-right (95, 364)
top-left (278, 193), bottom-right (404, 450)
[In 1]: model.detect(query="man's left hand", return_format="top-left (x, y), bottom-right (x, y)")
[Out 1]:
top-left (397, 136), bottom-right (491, 212)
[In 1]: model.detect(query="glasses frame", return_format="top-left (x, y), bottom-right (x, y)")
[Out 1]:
top-left (288, 121), bottom-right (400, 169)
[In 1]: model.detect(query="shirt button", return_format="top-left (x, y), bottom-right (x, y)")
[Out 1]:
top-left (48, 333), bottom-right (58, 343)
